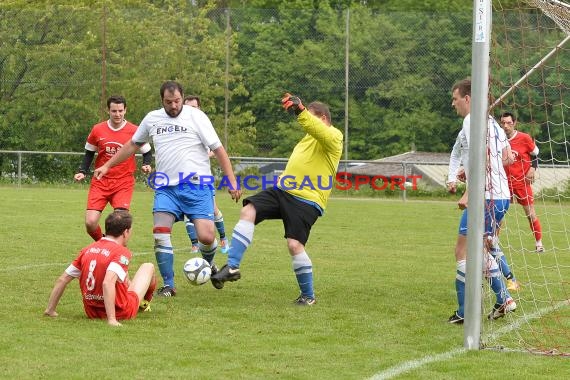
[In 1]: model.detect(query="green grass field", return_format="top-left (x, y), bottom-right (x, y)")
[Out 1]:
top-left (1, 186), bottom-right (568, 379)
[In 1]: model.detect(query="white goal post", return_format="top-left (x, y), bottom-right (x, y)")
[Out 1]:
top-left (467, 0), bottom-right (570, 355)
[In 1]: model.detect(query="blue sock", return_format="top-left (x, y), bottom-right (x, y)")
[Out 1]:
top-left (456, 279), bottom-right (465, 317)
top-left (456, 260), bottom-right (466, 317)
top-left (185, 221), bottom-right (198, 246)
top-left (199, 240), bottom-right (217, 265)
top-left (491, 248), bottom-right (514, 280)
top-left (154, 231), bottom-right (175, 288)
top-left (155, 251), bottom-right (175, 288)
top-left (214, 212), bottom-right (226, 240)
top-left (292, 252), bottom-right (314, 299)
top-left (489, 274), bottom-right (508, 305)
top-left (227, 220), bottom-right (254, 268)
top-left (489, 276), bottom-right (507, 305)
top-left (488, 254), bottom-right (509, 304)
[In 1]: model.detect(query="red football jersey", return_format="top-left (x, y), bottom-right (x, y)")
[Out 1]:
top-left (85, 120), bottom-right (139, 178)
top-left (504, 130), bottom-right (536, 185)
top-left (66, 238), bottom-right (132, 319)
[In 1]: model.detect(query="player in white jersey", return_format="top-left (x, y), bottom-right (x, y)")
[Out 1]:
top-left (445, 78), bottom-right (517, 324)
top-left (94, 81), bottom-right (241, 296)
top-left (182, 95), bottom-right (229, 256)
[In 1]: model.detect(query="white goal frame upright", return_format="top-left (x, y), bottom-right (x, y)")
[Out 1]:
top-left (463, 0), bottom-right (491, 350)
top-left (465, 0), bottom-right (570, 352)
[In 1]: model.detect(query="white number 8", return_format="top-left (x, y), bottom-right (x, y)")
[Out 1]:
top-left (86, 259), bottom-right (97, 291)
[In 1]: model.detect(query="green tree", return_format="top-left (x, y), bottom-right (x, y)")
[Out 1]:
top-left (1, 0), bottom-right (564, 183)
top-left (0, 4), bottom-right (101, 180)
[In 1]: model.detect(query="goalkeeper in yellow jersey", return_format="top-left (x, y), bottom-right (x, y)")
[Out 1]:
top-left (211, 93), bottom-right (343, 305)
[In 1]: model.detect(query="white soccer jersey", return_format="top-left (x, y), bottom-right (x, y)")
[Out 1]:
top-left (133, 105), bottom-right (222, 186)
top-left (448, 113), bottom-right (511, 200)
top-left (486, 118), bottom-right (511, 200)
top-left (448, 114), bottom-right (470, 183)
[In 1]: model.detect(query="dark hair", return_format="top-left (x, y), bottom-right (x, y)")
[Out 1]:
top-left (104, 210), bottom-right (132, 237)
top-left (307, 101), bottom-right (331, 124)
top-left (500, 112), bottom-right (516, 122)
top-left (107, 95), bottom-right (127, 109)
top-left (452, 78), bottom-right (471, 97)
top-left (160, 81), bottom-right (184, 99)
top-left (184, 95), bottom-right (201, 108)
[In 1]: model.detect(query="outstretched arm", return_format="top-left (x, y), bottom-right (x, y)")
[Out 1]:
top-left (296, 110), bottom-right (343, 152)
top-left (281, 93), bottom-right (342, 153)
top-left (44, 273), bottom-right (75, 317)
top-left (140, 143), bottom-right (153, 174)
top-left (212, 145), bottom-right (242, 203)
top-left (94, 140), bottom-right (139, 180)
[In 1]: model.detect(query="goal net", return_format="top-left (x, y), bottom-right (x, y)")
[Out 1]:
top-left (485, 0), bottom-right (570, 355)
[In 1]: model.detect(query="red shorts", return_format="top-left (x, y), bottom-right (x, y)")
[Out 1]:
top-left (86, 176), bottom-right (135, 211)
top-left (510, 183), bottom-right (534, 206)
top-left (84, 290), bottom-right (140, 320)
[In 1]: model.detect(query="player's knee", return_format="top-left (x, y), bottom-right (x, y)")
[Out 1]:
top-left (153, 227), bottom-right (172, 246)
top-left (454, 235), bottom-right (467, 260)
top-left (85, 220), bottom-right (99, 231)
top-left (153, 226), bottom-right (171, 234)
top-left (287, 239), bottom-right (304, 254)
top-left (198, 231), bottom-right (216, 245)
top-left (240, 203), bottom-right (256, 221)
top-left (141, 262), bottom-right (154, 272)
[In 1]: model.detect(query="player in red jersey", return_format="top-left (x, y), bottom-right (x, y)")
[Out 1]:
top-left (500, 112), bottom-right (544, 252)
top-left (74, 95), bottom-right (153, 241)
top-left (44, 211), bottom-right (157, 326)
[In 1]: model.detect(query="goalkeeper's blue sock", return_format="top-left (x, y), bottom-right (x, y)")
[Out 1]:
top-left (227, 220), bottom-right (254, 269)
top-left (292, 251), bottom-right (314, 299)
top-left (456, 260), bottom-right (466, 317)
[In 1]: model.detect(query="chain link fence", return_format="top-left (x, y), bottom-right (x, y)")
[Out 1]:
top-left (1, 4), bottom-right (561, 184)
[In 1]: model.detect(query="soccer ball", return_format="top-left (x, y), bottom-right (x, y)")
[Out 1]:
top-left (183, 257), bottom-right (212, 286)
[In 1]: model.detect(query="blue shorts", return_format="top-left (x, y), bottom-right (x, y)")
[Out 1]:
top-left (153, 184), bottom-right (215, 222)
top-left (458, 199), bottom-right (510, 236)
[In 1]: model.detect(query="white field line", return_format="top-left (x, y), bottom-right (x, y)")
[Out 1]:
top-left (6, 241), bottom-right (567, 377)
top-left (367, 300), bottom-right (569, 380)
top-left (367, 348), bottom-right (467, 380)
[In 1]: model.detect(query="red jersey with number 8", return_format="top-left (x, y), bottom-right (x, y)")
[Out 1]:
top-left (65, 238), bottom-right (133, 319)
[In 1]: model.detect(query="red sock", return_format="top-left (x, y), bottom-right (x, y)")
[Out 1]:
top-left (88, 226), bottom-right (103, 241)
top-left (144, 275), bottom-right (157, 302)
top-left (531, 219), bottom-right (542, 241)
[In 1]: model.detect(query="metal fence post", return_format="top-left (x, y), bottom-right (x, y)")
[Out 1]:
top-left (17, 151), bottom-right (22, 188)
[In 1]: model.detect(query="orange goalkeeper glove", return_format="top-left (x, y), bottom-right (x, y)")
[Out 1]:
top-left (281, 93), bottom-right (305, 115)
